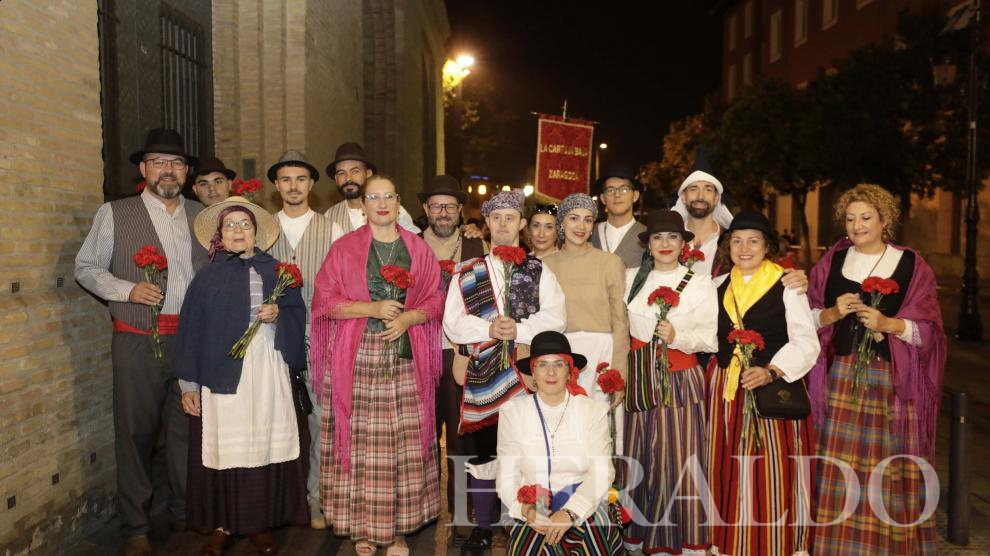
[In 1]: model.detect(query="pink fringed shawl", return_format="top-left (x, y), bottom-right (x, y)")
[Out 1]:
top-left (310, 225), bottom-right (444, 471)
top-left (808, 239), bottom-right (947, 459)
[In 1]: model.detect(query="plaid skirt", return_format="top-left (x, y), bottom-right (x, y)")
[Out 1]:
top-left (706, 363), bottom-right (814, 556)
top-left (622, 364), bottom-right (708, 553)
top-left (320, 331), bottom-right (440, 545)
top-left (507, 502), bottom-right (624, 555)
top-left (814, 353), bottom-right (938, 555)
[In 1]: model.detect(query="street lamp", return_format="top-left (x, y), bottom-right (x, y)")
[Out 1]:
top-left (595, 142), bottom-right (608, 180)
top-left (523, 184), bottom-right (534, 197)
top-left (477, 184), bottom-right (487, 196)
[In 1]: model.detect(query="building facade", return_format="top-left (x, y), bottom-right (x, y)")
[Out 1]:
top-left (0, 1), bottom-right (448, 553)
top-left (719, 0), bottom-right (988, 284)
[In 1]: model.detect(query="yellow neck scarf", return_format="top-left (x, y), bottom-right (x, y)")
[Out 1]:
top-left (722, 259), bottom-right (784, 401)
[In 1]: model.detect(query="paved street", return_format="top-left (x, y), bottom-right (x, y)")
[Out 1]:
top-left (68, 288), bottom-right (990, 555)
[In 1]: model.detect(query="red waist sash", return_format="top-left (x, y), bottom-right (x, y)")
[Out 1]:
top-left (113, 314), bottom-right (180, 336)
top-left (629, 337), bottom-right (699, 372)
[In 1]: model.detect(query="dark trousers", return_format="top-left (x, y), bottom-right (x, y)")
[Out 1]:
top-left (112, 332), bottom-right (188, 538)
top-left (436, 348), bottom-right (468, 513)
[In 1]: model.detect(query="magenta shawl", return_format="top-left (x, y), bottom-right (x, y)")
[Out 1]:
top-left (807, 239), bottom-right (947, 459)
top-left (310, 225), bottom-right (444, 471)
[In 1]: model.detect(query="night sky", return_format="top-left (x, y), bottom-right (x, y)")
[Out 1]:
top-left (444, 1), bottom-right (723, 183)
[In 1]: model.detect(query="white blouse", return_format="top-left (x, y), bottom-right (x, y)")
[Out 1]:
top-left (496, 393), bottom-right (613, 522)
top-left (624, 265), bottom-right (718, 354)
top-left (811, 246), bottom-right (917, 344)
top-left (715, 273), bottom-right (821, 382)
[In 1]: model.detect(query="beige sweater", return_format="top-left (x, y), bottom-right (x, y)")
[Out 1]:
top-left (543, 247), bottom-right (630, 373)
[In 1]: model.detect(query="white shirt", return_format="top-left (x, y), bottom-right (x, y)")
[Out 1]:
top-left (715, 273), bottom-right (821, 381)
top-left (496, 393), bottom-right (613, 521)
top-left (443, 254), bottom-right (567, 346)
top-left (811, 246), bottom-right (917, 344)
top-left (347, 204), bottom-right (422, 234)
top-left (689, 229), bottom-right (721, 276)
top-left (276, 209), bottom-right (315, 250)
top-left (624, 265), bottom-right (719, 354)
top-left (597, 219), bottom-right (636, 254)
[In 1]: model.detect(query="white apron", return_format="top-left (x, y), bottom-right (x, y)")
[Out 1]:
top-left (564, 330), bottom-right (624, 454)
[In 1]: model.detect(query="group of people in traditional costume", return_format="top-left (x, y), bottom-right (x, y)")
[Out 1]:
top-left (77, 127), bottom-right (945, 556)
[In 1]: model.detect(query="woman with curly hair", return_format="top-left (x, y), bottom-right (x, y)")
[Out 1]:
top-left (809, 183), bottom-right (945, 555)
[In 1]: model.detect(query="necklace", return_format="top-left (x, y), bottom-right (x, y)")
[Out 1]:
top-left (439, 232), bottom-right (462, 261)
top-left (860, 244), bottom-right (888, 279)
top-left (540, 394), bottom-right (570, 442)
top-left (372, 235), bottom-right (399, 266)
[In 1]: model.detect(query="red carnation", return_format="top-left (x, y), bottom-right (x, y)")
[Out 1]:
top-left (679, 245), bottom-right (706, 269)
top-left (596, 362), bottom-right (609, 373)
top-left (727, 328), bottom-right (766, 351)
top-left (133, 245), bottom-right (168, 360)
top-left (647, 286), bottom-right (680, 308)
top-left (439, 259), bottom-right (456, 276)
top-left (493, 245), bottom-right (527, 266)
top-left (275, 262), bottom-right (303, 289)
top-left (597, 368), bottom-right (625, 395)
top-left (517, 484), bottom-right (537, 505)
top-left (862, 276), bottom-right (900, 296)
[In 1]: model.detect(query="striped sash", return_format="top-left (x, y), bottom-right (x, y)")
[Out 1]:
top-left (457, 259), bottom-right (526, 434)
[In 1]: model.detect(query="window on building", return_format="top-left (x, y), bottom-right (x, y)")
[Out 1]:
top-left (823, 0), bottom-right (839, 30)
top-left (794, 0), bottom-right (808, 46)
top-left (770, 10), bottom-right (782, 63)
top-left (727, 63), bottom-right (737, 101)
top-left (728, 13), bottom-right (738, 51)
top-left (98, 0), bottom-right (120, 198)
top-left (743, 53), bottom-right (753, 85)
top-left (744, 1), bottom-right (754, 38)
top-left (160, 5), bottom-right (207, 157)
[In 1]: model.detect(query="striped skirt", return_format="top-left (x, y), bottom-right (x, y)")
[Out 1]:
top-left (706, 364), bottom-right (814, 556)
top-left (320, 331), bottom-right (440, 545)
top-left (814, 353), bottom-right (938, 555)
top-left (622, 364), bottom-right (708, 553)
top-left (507, 502), bottom-right (624, 555)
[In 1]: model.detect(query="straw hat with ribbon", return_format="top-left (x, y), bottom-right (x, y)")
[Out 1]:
top-left (193, 196), bottom-right (280, 252)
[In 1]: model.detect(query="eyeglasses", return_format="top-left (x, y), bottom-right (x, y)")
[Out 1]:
top-left (222, 220), bottom-right (254, 231)
top-left (144, 157), bottom-right (188, 170)
top-left (532, 360), bottom-right (569, 372)
top-left (532, 204), bottom-right (558, 216)
top-left (428, 202), bottom-right (460, 214)
top-left (602, 186), bottom-right (633, 197)
top-left (365, 193), bottom-right (399, 203)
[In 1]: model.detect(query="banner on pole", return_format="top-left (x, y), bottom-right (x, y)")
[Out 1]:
top-left (534, 115), bottom-right (594, 201)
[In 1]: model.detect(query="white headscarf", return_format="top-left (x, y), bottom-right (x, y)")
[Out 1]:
top-left (671, 170), bottom-right (734, 229)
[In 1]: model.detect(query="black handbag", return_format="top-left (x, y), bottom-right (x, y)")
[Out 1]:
top-left (753, 378), bottom-right (810, 420)
top-left (289, 368), bottom-right (314, 415)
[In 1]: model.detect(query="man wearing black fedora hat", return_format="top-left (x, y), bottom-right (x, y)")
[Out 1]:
top-left (75, 128), bottom-right (209, 556)
top-left (590, 164), bottom-right (648, 269)
top-left (416, 175), bottom-right (487, 534)
top-left (189, 155), bottom-right (235, 206)
top-left (323, 141), bottom-right (421, 235)
top-left (267, 149), bottom-right (340, 529)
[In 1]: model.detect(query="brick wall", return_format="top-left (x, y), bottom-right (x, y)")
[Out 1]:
top-left (0, 1), bottom-right (116, 554)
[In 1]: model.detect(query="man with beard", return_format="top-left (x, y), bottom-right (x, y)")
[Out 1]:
top-left (75, 128), bottom-right (208, 556)
top-left (324, 142), bottom-right (421, 234)
top-left (189, 155), bottom-right (234, 206)
top-left (589, 164), bottom-right (648, 269)
top-left (267, 150), bottom-right (341, 529)
top-left (416, 175), bottom-right (486, 543)
top-left (671, 149), bottom-right (809, 287)
top-left (443, 190), bottom-right (566, 555)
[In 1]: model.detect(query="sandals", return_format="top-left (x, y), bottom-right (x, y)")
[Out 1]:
top-left (354, 540), bottom-right (378, 555)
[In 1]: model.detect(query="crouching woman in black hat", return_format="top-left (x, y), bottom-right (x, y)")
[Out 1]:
top-left (495, 331), bottom-right (624, 555)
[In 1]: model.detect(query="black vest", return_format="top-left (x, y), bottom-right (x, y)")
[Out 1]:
top-left (716, 279), bottom-right (790, 369)
top-left (824, 248), bottom-right (915, 360)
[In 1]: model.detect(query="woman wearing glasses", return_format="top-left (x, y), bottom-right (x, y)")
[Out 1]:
top-left (543, 193), bottom-right (630, 446)
top-left (311, 175), bottom-right (445, 555)
top-left (176, 196), bottom-right (308, 555)
top-left (526, 204), bottom-right (559, 259)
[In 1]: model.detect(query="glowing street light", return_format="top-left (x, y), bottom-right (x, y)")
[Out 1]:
top-left (523, 184), bottom-right (534, 197)
top-left (456, 54), bottom-right (475, 68)
top-left (501, 185), bottom-right (511, 191)
top-left (595, 142), bottom-right (609, 179)
top-left (599, 143), bottom-right (608, 150)
top-left (477, 184), bottom-right (487, 196)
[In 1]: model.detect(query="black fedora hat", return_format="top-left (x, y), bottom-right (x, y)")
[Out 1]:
top-left (417, 175), bottom-right (467, 204)
top-left (326, 142), bottom-right (377, 176)
top-left (637, 209), bottom-right (695, 243)
top-left (723, 210), bottom-right (779, 251)
top-left (592, 164), bottom-right (645, 196)
top-left (267, 150), bottom-right (320, 183)
top-left (515, 331), bottom-right (588, 376)
top-left (129, 128), bottom-right (197, 166)
top-left (190, 155), bottom-right (236, 182)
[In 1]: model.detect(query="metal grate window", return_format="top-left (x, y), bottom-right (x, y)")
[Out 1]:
top-left (98, 0), bottom-right (120, 198)
top-left (160, 6), bottom-right (206, 156)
